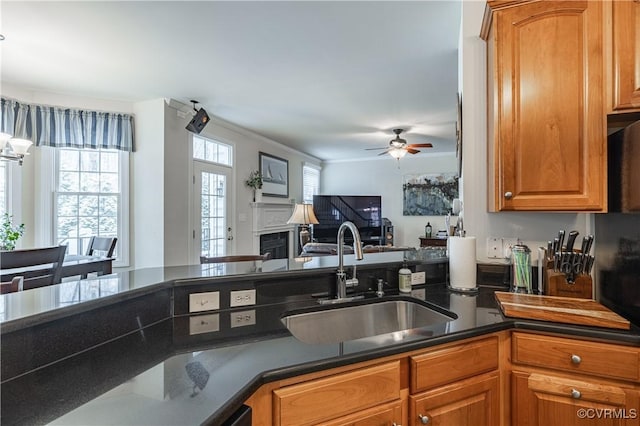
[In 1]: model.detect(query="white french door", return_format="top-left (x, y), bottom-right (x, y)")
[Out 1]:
top-left (192, 160), bottom-right (233, 263)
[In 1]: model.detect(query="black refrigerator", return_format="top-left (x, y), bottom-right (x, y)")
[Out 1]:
top-left (595, 119), bottom-right (640, 327)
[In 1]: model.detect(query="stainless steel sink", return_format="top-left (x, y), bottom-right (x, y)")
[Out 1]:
top-left (281, 297), bottom-right (456, 344)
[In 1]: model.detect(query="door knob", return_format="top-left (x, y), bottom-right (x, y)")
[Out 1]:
top-left (418, 414), bottom-right (430, 424)
top-left (504, 191), bottom-right (513, 200)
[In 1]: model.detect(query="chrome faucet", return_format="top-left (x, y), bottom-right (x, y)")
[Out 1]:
top-left (336, 221), bottom-right (364, 299)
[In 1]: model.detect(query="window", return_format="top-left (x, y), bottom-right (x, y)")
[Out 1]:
top-left (302, 163), bottom-right (321, 204)
top-left (193, 135), bottom-right (232, 166)
top-left (54, 148), bottom-right (128, 263)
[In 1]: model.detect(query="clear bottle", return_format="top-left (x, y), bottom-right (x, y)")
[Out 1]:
top-left (425, 222), bottom-right (432, 238)
top-left (399, 263), bottom-right (412, 293)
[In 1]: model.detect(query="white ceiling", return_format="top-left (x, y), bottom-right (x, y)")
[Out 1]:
top-left (0, 1), bottom-right (461, 161)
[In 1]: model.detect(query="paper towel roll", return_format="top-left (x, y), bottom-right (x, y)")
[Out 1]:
top-left (448, 236), bottom-right (477, 290)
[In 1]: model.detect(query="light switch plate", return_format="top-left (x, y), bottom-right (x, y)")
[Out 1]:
top-left (189, 314), bottom-right (220, 335)
top-left (411, 271), bottom-right (426, 285)
top-left (189, 291), bottom-right (220, 313)
top-left (230, 289), bottom-right (256, 307)
top-left (230, 310), bottom-right (256, 328)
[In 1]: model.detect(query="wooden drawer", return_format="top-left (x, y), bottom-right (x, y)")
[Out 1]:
top-left (512, 332), bottom-right (640, 382)
top-left (322, 399), bottom-right (404, 426)
top-left (273, 361), bottom-right (401, 426)
top-left (410, 337), bottom-right (499, 393)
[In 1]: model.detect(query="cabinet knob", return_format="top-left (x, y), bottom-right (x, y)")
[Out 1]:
top-left (418, 414), bottom-right (430, 424)
top-left (571, 388), bottom-right (581, 399)
top-left (504, 191), bottom-right (513, 200)
top-left (571, 354), bottom-right (581, 364)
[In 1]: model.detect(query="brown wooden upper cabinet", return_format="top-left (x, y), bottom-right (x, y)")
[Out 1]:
top-left (608, 0), bottom-right (640, 113)
top-left (481, 1), bottom-right (607, 212)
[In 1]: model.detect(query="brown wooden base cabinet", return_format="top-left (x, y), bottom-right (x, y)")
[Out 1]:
top-left (245, 331), bottom-right (640, 426)
top-left (510, 331), bottom-right (640, 426)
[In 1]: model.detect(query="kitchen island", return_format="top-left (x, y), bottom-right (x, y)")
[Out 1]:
top-left (1, 252), bottom-right (639, 425)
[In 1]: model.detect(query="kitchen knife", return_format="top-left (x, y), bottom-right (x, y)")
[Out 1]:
top-left (547, 241), bottom-right (554, 261)
top-left (557, 230), bottom-right (565, 251)
top-left (565, 230), bottom-right (579, 252)
top-left (581, 235), bottom-right (594, 272)
top-left (553, 237), bottom-right (560, 257)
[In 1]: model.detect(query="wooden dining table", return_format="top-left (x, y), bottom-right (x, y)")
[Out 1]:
top-left (1, 254), bottom-right (113, 282)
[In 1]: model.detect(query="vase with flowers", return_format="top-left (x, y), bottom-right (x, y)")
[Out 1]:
top-left (0, 213), bottom-right (25, 251)
top-left (245, 170), bottom-right (263, 202)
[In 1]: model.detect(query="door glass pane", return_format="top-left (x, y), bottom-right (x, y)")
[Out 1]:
top-left (200, 171), bottom-right (226, 258)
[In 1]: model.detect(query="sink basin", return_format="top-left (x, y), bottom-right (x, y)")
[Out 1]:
top-left (281, 297), bottom-right (456, 344)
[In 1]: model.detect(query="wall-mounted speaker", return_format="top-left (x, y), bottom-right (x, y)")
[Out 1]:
top-left (185, 108), bottom-right (210, 134)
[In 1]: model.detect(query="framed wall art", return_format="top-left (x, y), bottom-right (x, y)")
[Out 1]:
top-left (403, 173), bottom-right (459, 216)
top-left (259, 152), bottom-right (288, 197)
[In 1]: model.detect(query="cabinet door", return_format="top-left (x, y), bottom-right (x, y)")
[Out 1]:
top-left (487, 1), bottom-right (606, 211)
top-left (512, 371), bottom-right (640, 426)
top-left (322, 399), bottom-right (404, 426)
top-left (610, 0), bottom-right (640, 112)
top-left (409, 372), bottom-right (499, 426)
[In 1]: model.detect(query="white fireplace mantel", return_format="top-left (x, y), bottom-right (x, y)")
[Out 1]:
top-left (251, 202), bottom-right (296, 258)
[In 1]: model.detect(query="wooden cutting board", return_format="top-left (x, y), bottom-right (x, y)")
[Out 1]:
top-left (495, 291), bottom-right (631, 330)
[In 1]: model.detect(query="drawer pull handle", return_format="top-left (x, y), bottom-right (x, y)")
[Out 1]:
top-left (571, 388), bottom-right (581, 399)
top-left (418, 414), bottom-right (430, 424)
top-left (504, 191), bottom-right (513, 200)
top-left (571, 354), bottom-right (582, 364)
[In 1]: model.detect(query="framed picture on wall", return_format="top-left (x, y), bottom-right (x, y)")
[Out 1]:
top-left (259, 152), bottom-right (289, 197)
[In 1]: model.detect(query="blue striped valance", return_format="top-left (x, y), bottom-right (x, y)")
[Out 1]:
top-left (0, 97), bottom-right (134, 152)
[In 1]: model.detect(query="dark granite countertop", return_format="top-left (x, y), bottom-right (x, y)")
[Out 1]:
top-left (1, 252), bottom-right (639, 425)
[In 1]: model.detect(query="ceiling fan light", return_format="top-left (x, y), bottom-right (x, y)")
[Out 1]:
top-left (389, 148), bottom-right (407, 159)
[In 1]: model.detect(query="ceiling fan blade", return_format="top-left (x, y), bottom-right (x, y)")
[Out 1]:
top-left (407, 148), bottom-right (420, 154)
top-left (407, 143), bottom-right (433, 148)
top-left (377, 150), bottom-right (391, 156)
top-left (365, 147), bottom-right (389, 151)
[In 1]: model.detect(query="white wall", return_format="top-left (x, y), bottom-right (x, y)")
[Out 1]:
top-left (321, 153), bottom-right (457, 247)
top-left (132, 99), bottom-right (166, 268)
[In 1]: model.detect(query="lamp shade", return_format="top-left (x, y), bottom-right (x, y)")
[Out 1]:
top-left (9, 138), bottom-right (33, 156)
top-left (287, 203), bottom-right (319, 225)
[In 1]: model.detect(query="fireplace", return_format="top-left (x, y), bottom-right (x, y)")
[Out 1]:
top-left (251, 202), bottom-right (295, 260)
top-left (260, 232), bottom-right (289, 260)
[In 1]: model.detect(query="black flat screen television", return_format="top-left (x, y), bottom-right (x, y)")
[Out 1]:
top-left (312, 195), bottom-right (383, 245)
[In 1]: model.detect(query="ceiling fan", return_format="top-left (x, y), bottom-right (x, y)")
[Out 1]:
top-left (366, 129), bottom-right (433, 159)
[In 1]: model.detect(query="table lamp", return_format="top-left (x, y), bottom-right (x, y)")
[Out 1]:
top-left (287, 203), bottom-right (319, 249)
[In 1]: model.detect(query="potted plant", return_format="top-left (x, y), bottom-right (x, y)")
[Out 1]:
top-left (245, 170), bottom-right (263, 202)
top-left (0, 213), bottom-right (25, 251)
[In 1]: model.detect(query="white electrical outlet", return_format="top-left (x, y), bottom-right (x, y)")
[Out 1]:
top-left (189, 314), bottom-right (220, 335)
top-left (503, 238), bottom-right (518, 258)
top-left (230, 310), bottom-right (256, 328)
top-left (189, 291), bottom-right (220, 313)
top-left (411, 271), bottom-right (426, 285)
top-left (486, 237), bottom-right (503, 258)
top-left (230, 289), bottom-right (256, 307)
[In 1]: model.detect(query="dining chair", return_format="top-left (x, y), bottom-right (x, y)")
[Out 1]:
top-left (0, 276), bottom-right (24, 295)
top-left (86, 236), bottom-right (118, 258)
top-left (0, 245), bottom-right (67, 291)
top-left (200, 253), bottom-right (272, 264)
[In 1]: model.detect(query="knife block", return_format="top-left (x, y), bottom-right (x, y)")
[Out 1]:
top-left (545, 270), bottom-right (593, 299)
